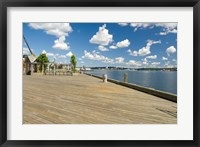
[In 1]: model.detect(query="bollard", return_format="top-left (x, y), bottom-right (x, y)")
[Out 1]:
top-left (124, 73), bottom-right (128, 82)
top-left (102, 74), bottom-right (107, 82)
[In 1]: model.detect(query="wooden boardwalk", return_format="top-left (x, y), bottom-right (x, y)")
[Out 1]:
top-left (23, 74), bottom-right (177, 124)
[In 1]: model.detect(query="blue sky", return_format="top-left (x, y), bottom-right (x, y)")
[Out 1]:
top-left (23, 22), bottom-right (177, 68)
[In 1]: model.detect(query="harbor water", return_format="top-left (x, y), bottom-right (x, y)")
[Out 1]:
top-left (85, 70), bottom-right (177, 94)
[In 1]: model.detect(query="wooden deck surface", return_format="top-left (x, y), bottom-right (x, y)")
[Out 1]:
top-left (23, 74), bottom-right (177, 124)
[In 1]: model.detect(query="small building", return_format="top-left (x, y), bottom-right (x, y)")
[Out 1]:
top-left (66, 63), bottom-right (73, 71)
top-left (23, 55), bottom-right (37, 75)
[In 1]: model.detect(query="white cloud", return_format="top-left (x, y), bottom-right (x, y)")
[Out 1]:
top-left (126, 60), bottom-right (142, 67)
top-left (81, 50), bottom-right (161, 67)
top-left (103, 58), bottom-right (114, 64)
top-left (29, 23), bottom-right (72, 50)
top-left (127, 49), bottom-right (138, 56)
top-left (41, 50), bottom-right (47, 54)
top-left (116, 39), bottom-right (130, 48)
top-left (46, 52), bottom-right (55, 57)
top-left (130, 23), bottom-right (153, 32)
top-left (165, 61), bottom-right (169, 66)
top-left (109, 39), bottom-right (130, 50)
top-left (82, 50), bottom-right (114, 64)
top-left (66, 51), bottom-right (73, 57)
top-left (58, 55), bottom-right (67, 59)
top-left (82, 50), bottom-right (94, 60)
top-left (159, 32), bottom-right (167, 35)
top-left (47, 52), bottom-right (67, 60)
top-left (118, 23), bottom-right (129, 26)
top-left (166, 46), bottom-right (176, 56)
top-left (143, 62), bottom-right (148, 65)
top-left (155, 23), bottom-right (177, 29)
top-left (162, 57), bottom-right (168, 60)
top-left (109, 45), bottom-right (118, 49)
top-left (89, 24), bottom-right (113, 46)
top-left (164, 61), bottom-right (176, 68)
top-left (142, 58), bottom-right (149, 65)
top-left (138, 40), bottom-right (161, 56)
top-left (83, 50), bottom-right (104, 60)
top-left (53, 36), bottom-right (70, 50)
top-left (151, 62), bottom-right (160, 65)
top-left (147, 40), bottom-right (161, 46)
top-left (172, 59), bottom-right (176, 62)
top-left (83, 54), bottom-right (125, 64)
top-left (138, 47), bottom-right (151, 56)
top-left (165, 65), bottom-right (176, 68)
top-left (129, 22), bottom-right (177, 35)
top-left (29, 23), bottom-right (72, 37)
top-left (160, 30), bottom-right (177, 35)
top-left (23, 48), bottom-right (31, 55)
top-left (143, 58), bottom-right (148, 62)
top-left (155, 23), bottom-right (177, 35)
top-left (46, 52), bottom-right (58, 61)
top-left (98, 45), bottom-right (109, 51)
top-left (115, 57), bottom-right (124, 63)
top-left (146, 55), bottom-right (157, 59)
top-left (142, 61), bottom-right (148, 65)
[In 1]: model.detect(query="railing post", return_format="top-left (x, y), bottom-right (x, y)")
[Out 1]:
top-left (124, 73), bottom-right (128, 82)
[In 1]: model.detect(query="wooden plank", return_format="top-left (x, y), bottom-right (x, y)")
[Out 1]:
top-left (23, 74), bottom-right (177, 124)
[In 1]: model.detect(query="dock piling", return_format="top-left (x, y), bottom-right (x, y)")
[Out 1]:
top-left (124, 73), bottom-right (128, 82)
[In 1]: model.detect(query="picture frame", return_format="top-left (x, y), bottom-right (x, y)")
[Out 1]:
top-left (0, 0), bottom-right (199, 146)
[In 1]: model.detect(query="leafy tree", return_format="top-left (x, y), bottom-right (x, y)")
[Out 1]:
top-left (36, 53), bottom-right (49, 72)
top-left (70, 54), bottom-right (77, 72)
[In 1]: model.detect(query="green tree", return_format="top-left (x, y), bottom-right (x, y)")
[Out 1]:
top-left (36, 53), bottom-right (49, 72)
top-left (70, 54), bottom-right (77, 72)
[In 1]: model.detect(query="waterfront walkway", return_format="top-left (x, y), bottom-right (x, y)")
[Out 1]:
top-left (23, 74), bottom-right (177, 124)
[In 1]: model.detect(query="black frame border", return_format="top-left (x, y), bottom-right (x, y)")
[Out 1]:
top-left (0, 0), bottom-right (199, 146)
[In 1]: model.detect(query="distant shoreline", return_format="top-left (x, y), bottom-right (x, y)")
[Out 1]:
top-left (80, 67), bottom-right (177, 71)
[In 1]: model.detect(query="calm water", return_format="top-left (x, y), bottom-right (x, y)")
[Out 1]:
top-left (86, 70), bottom-right (177, 94)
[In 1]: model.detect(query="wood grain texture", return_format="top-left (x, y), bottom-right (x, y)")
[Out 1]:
top-left (23, 74), bottom-right (177, 124)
